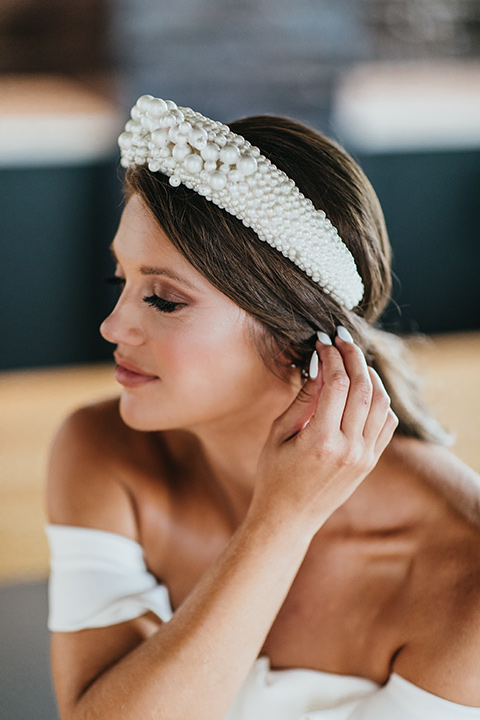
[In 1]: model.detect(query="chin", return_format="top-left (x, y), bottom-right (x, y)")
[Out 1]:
top-left (118, 392), bottom-right (162, 432)
top-left (118, 390), bottom-right (188, 432)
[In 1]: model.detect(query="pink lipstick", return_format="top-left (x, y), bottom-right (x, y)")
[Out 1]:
top-left (114, 355), bottom-right (159, 388)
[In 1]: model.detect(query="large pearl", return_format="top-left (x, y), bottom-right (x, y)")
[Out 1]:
top-left (118, 131), bottom-right (133, 149)
top-left (208, 171), bottom-right (227, 191)
top-left (237, 156), bottom-right (257, 176)
top-left (201, 143), bottom-right (220, 162)
top-left (137, 94), bottom-right (154, 112)
top-left (172, 144), bottom-right (191, 162)
top-left (184, 153), bottom-right (204, 173)
top-left (219, 144), bottom-right (240, 164)
top-left (151, 128), bottom-right (169, 147)
top-left (189, 128), bottom-right (208, 150)
top-left (148, 98), bottom-right (168, 117)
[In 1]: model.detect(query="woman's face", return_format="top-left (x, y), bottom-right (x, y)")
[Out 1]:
top-left (100, 194), bottom-right (295, 433)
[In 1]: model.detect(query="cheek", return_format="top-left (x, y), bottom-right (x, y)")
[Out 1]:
top-left (151, 312), bottom-right (263, 391)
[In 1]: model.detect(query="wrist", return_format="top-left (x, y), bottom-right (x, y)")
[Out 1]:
top-left (245, 494), bottom-right (320, 551)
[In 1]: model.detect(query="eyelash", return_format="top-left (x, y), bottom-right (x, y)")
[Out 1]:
top-left (105, 276), bottom-right (182, 314)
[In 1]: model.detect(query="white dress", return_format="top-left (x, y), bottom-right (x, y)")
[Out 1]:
top-left (46, 524), bottom-right (480, 719)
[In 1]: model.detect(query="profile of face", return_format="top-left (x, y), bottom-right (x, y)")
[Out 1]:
top-left (100, 195), bottom-right (298, 433)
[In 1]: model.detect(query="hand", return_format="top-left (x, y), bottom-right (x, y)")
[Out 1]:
top-left (251, 328), bottom-right (398, 531)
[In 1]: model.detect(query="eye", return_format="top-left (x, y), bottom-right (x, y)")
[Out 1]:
top-left (143, 293), bottom-right (182, 314)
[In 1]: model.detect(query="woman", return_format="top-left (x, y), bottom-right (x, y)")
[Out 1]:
top-left (46, 96), bottom-right (480, 719)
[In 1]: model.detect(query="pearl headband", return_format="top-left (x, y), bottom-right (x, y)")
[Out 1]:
top-left (118, 95), bottom-right (364, 309)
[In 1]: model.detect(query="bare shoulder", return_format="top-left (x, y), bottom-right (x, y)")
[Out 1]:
top-left (46, 398), bottom-right (162, 540)
top-left (389, 437), bottom-right (480, 704)
top-left (386, 435), bottom-right (480, 529)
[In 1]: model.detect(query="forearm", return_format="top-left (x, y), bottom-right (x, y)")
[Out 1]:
top-left (67, 508), bottom-right (314, 720)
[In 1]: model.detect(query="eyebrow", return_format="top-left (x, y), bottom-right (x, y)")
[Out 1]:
top-left (109, 242), bottom-right (199, 292)
top-left (139, 265), bottom-right (198, 291)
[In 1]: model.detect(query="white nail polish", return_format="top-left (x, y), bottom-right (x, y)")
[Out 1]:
top-left (308, 350), bottom-right (319, 379)
top-left (316, 331), bottom-right (332, 345)
top-left (336, 326), bottom-right (354, 343)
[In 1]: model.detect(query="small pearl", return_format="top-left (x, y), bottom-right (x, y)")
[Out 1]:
top-left (204, 160), bottom-right (217, 172)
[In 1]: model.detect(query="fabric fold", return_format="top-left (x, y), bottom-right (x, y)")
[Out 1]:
top-left (46, 524), bottom-right (173, 631)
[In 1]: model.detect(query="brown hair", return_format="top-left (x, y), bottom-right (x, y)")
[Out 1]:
top-left (124, 115), bottom-right (448, 444)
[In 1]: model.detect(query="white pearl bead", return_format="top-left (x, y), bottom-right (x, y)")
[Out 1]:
top-left (118, 131), bottom-right (133, 149)
top-left (237, 155), bottom-right (257, 175)
top-left (184, 153), bottom-right (204, 173)
top-left (137, 94), bottom-right (154, 112)
top-left (178, 121), bottom-right (192, 135)
top-left (208, 171), bottom-right (227, 191)
top-left (148, 98), bottom-right (168, 117)
top-left (201, 143), bottom-right (220, 162)
top-left (171, 109), bottom-right (185, 124)
top-left (169, 175), bottom-right (182, 187)
top-left (219, 144), bottom-right (240, 164)
top-left (172, 144), bottom-right (191, 162)
top-left (189, 128), bottom-right (208, 149)
top-left (125, 120), bottom-right (139, 133)
top-left (151, 128), bottom-right (169, 148)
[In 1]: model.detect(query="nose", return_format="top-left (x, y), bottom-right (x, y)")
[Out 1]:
top-left (100, 298), bottom-right (146, 347)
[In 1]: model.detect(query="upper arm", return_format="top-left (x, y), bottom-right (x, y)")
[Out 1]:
top-left (47, 401), bottom-right (138, 539)
top-left (392, 576), bottom-right (480, 706)
top-left (46, 403), bottom-right (162, 716)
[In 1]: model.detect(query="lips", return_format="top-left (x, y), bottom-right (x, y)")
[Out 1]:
top-left (114, 354), bottom-right (159, 388)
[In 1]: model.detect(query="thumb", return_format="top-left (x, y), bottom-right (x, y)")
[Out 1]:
top-left (273, 352), bottom-right (323, 444)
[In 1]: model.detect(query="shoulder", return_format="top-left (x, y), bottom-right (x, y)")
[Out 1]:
top-left (46, 398), bottom-right (163, 541)
top-left (385, 435), bottom-right (480, 529)
top-left (388, 438), bottom-right (480, 704)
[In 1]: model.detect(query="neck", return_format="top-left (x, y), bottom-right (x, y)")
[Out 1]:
top-left (164, 374), bottom-right (301, 521)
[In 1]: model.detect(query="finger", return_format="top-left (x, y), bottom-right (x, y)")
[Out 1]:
top-left (333, 334), bottom-right (372, 437)
top-left (374, 409), bottom-right (399, 457)
top-left (272, 355), bottom-right (324, 443)
top-left (363, 368), bottom-right (392, 445)
top-left (309, 341), bottom-right (350, 433)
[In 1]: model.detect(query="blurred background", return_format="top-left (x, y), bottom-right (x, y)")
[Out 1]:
top-left (1, 1), bottom-right (479, 718)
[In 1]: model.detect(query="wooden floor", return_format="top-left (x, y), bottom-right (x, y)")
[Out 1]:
top-left (1, 332), bottom-right (479, 583)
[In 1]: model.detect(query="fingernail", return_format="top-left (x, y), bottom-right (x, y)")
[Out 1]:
top-left (336, 326), bottom-right (354, 343)
top-left (308, 350), bottom-right (319, 379)
top-left (316, 331), bottom-right (332, 345)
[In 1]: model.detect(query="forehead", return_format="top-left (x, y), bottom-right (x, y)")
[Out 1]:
top-left (113, 195), bottom-right (180, 262)
top-left (111, 195), bottom-right (231, 301)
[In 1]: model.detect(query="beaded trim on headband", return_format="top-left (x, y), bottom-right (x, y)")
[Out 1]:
top-left (118, 95), bottom-right (364, 309)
